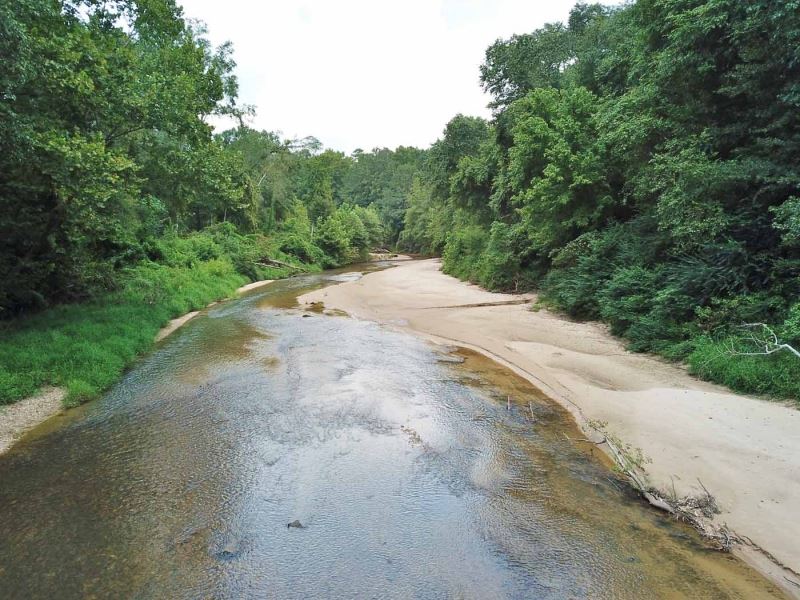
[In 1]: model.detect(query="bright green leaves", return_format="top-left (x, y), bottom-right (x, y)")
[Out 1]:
top-left (0, 0), bottom-right (245, 312)
top-left (480, 24), bottom-right (575, 108)
top-left (771, 197), bottom-right (800, 248)
top-left (313, 204), bottom-right (380, 267)
top-left (503, 87), bottom-right (612, 256)
top-left (645, 142), bottom-right (738, 250)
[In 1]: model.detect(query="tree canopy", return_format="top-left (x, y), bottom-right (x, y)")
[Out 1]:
top-left (399, 0), bottom-right (800, 399)
top-left (3, 0), bottom-right (800, 401)
top-left (0, 0), bottom-right (414, 314)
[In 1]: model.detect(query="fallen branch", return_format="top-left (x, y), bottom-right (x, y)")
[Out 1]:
top-left (577, 421), bottom-right (739, 551)
top-left (421, 299), bottom-right (531, 310)
top-left (727, 323), bottom-right (800, 359)
top-left (253, 258), bottom-right (303, 271)
top-left (563, 432), bottom-right (606, 445)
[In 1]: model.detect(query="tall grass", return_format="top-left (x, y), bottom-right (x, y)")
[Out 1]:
top-left (0, 259), bottom-right (246, 407)
top-left (686, 337), bottom-right (800, 401)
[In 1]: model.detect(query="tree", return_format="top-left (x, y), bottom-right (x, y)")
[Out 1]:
top-left (480, 24), bottom-right (574, 109)
top-left (0, 0), bottom-right (243, 312)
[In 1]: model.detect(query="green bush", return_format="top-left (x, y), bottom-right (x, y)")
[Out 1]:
top-left (442, 225), bottom-right (488, 281)
top-left (313, 204), bottom-right (376, 267)
top-left (277, 233), bottom-right (324, 265)
top-left (0, 257), bottom-right (246, 407)
top-left (475, 222), bottom-right (525, 290)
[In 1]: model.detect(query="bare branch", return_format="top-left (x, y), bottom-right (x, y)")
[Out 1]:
top-left (728, 323), bottom-right (800, 359)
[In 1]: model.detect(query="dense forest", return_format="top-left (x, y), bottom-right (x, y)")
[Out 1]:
top-left (1, 0), bottom-right (799, 405)
top-left (399, 0), bottom-right (800, 400)
top-left (0, 0), bottom-right (421, 405)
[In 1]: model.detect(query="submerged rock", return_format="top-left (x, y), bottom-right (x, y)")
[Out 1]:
top-left (215, 539), bottom-right (241, 560)
top-left (287, 520), bottom-right (306, 529)
top-left (436, 355), bottom-right (465, 364)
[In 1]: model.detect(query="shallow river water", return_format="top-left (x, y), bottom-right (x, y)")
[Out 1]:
top-left (0, 266), bottom-right (784, 598)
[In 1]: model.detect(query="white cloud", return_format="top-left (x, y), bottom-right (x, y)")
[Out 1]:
top-left (180, 0), bottom-right (614, 152)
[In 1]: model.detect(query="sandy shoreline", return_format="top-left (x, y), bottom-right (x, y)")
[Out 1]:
top-left (0, 279), bottom-right (279, 456)
top-left (235, 279), bottom-right (275, 294)
top-left (300, 258), bottom-right (800, 595)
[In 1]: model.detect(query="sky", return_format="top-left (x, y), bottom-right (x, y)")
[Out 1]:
top-left (179, 0), bottom-right (613, 153)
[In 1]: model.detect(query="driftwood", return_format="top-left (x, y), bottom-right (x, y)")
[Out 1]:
top-left (422, 299), bottom-right (531, 310)
top-left (565, 429), bottom-right (738, 551)
top-left (253, 258), bottom-right (303, 271)
top-left (728, 323), bottom-right (800, 359)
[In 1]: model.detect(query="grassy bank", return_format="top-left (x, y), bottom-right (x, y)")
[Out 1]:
top-left (685, 337), bottom-right (800, 401)
top-left (0, 259), bottom-right (252, 408)
top-left (0, 199), bottom-right (385, 409)
top-left (0, 231), bottom-right (318, 409)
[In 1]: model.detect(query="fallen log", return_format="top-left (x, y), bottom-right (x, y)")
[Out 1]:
top-left (253, 258), bottom-right (303, 271)
top-left (565, 428), bottom-right (739, 551)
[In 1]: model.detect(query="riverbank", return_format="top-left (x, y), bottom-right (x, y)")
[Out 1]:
top-left (299, 258), bottom-right (800, 595)
top-left (1, 267), bottom-right (784, 598)
top-left (0, 387), bottom-right (66, 455)
top-left (153, 280), bottom-right (275, 342)
top-left (0, 275), bottom-right (285, 456)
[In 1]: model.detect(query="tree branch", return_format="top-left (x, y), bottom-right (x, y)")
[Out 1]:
top-left (728, 323), bottom-right (800, 359)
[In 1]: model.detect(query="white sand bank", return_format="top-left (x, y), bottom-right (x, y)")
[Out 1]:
top-left (236, 279), bottom-right (275, 294)
top-left (300, 258), bottom-right (800, 592)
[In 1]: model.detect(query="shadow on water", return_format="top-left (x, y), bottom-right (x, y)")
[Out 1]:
top-left (0, 263), bottom-right (785, 598)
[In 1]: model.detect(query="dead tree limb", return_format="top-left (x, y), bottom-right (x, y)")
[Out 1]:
top-left (253, 258), bottom-right (303, 271)
top-left (727, 323), bottom-right (800, 359)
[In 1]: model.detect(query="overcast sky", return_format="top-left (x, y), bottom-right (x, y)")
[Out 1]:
top-left (179, 0), bottom-right (613, 153)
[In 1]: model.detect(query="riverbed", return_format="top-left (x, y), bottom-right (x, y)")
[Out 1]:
top-left (0, 265), bottom-right (783, 598)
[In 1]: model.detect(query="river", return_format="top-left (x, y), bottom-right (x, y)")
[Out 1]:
top-left (0, 265), bottom-right (783, 598)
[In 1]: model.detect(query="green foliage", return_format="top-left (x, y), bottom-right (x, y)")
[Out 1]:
top-left (399, 178), bottom-right (450, 254)
top-left (688, 337), bottom-right (800, 401)
top-left (480, 23), bottom-right (575, 107)
top-left (442, 225), bottom-right (488, 282)
top-left (0, 253), bottom-right (246, 407)
top-left (0, 0), bottom-right (241, 313)
top-left (426, 115), bottom-right (492, 203)
top-left (401, 0), bottom-right (800, 401)
top-left (313, 204), bottom-right (380, 267)
top-left (771, 197), bottom-right (800, 248)
top-left (504, 87), bottom-right (613, 262)
top-left (781, 304), bottom-right (800, 346)
top-left (343, 147), bottom-right (425, 243)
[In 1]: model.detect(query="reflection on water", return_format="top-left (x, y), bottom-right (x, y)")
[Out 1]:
top-left (0, 267), bottom-right (783, 599)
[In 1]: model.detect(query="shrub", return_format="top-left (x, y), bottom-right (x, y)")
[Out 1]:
top-left (0, 256), bottom-right (246, 406)
top-left (442, 225), bottom-right (488, 281)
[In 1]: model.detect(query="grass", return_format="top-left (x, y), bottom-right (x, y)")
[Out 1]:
top-left (0, 258), bottom-right (248, 408)
top-left (686, 336), bottom-right (800, 402)
top-left (442, 252), bottom-right (800, 404)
